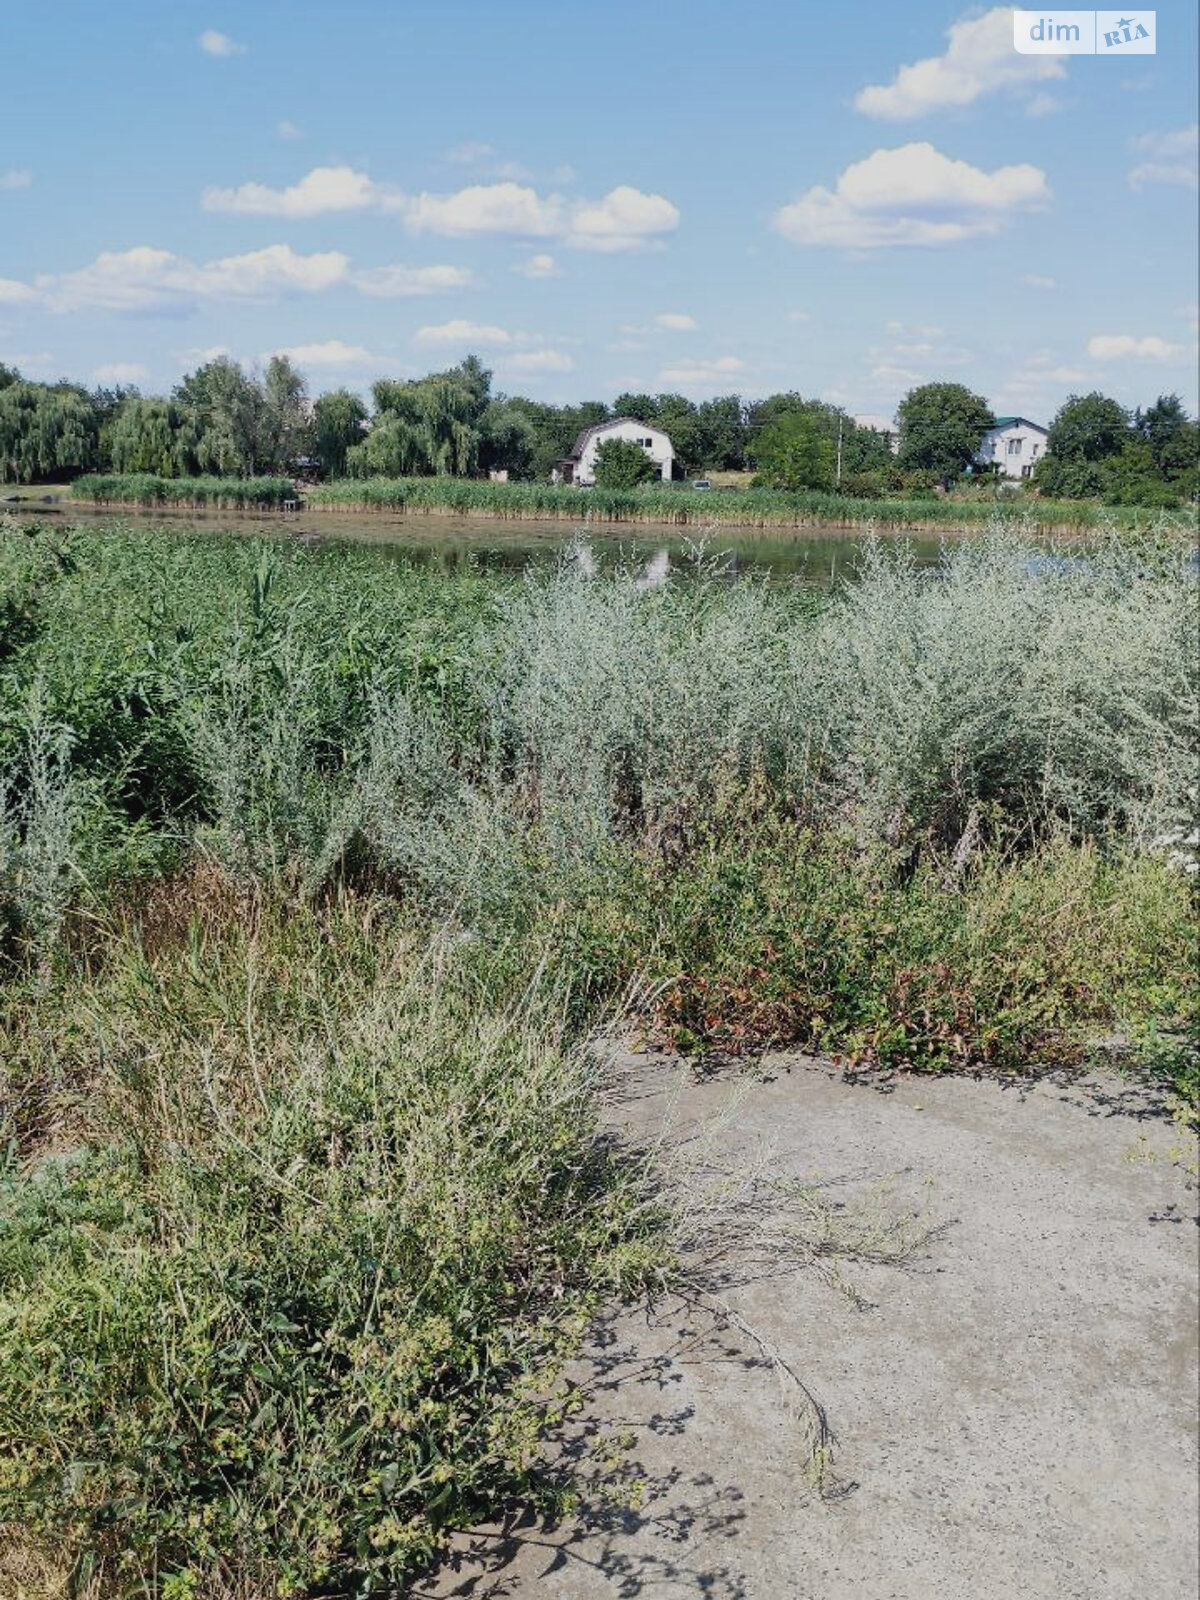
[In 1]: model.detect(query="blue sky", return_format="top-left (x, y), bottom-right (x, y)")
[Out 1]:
top-left (1, 1), bottom-right (1196, 421)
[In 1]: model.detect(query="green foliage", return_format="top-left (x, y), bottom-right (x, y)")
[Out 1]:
top-left (302, 474), bottom-right (1159, 531)
top-left (0, 899), bottom-right (663, 1594)
top-left (749, 409), bottom-right (836, 491)
top-left (897, 383), bottom-right (994, 483)
top-left (559, 821), bottom-right (1197, 1071)
top-left (104, 397), bottom-right (183, 476)
top-left (592, 436), bottom-right (657, 488)
top-left (1047, 391), bottom-right (1131, 463)
top-left (1035, 391), bottom-right (1198, 504)
top-left (72, 473), bottom-right (295, 508)
top-left (0, 519), bottom-right (1195, 1595)
top-left (348, 358), bottom-right (492, 478)
top-left (0, 382), bottom-right (99, 484)
top-left (312, 389), bottom-right (369, 479)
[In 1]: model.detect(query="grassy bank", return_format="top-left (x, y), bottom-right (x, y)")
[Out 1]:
top-left (1, 517), bottom-right (1196, 1593)
top-left (65, 471), bottom-right (1183, 532)
top-left (71, 473), bottom-right (297, 510)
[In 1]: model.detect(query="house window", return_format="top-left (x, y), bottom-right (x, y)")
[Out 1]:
top-left (1007, 438), bottom-right (1022, 455)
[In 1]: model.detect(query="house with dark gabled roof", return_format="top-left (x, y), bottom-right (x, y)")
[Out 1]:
top-left (552, 418), bottom-right (676, 485)
top-left (976, 415), bottom-right (1049, 479)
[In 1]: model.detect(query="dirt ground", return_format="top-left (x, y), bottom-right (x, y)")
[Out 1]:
top-left (418, 1051), bottom-right (1199, 1600)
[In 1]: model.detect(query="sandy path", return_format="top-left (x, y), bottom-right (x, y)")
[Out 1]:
top-left (419, 1054), bottom-right (1199, 1600)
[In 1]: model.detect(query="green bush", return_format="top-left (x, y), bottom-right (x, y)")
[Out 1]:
top-left (0, 896), bottom-right (664, 1595)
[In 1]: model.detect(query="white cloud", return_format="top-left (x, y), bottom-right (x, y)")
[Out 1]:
top-left (1128, 125), bottom-right (1199, 190)
top-left (202, 166), bottom-right (680, 252)
top-left (855, 7), bottom-right (1065, 120)
top-left (198, 29), bottom-right (245, 58)
top-left (773, 143), bottom-right (1050, 249)
top-left (406, 181), bottom-right (557, 237)
top-left (1, 169), bottom-right (32, 190)
top-left (351, 264), bottom-right (477, 297)
top-left (92, 362), bottom-right (149, 383)
top-left (413, 319), bottom-right (517, 348)
top-left (1087, 334), bottom-right (1186, 362)
top-left (1024, 93), bottom-right (1063, 118)
top-left (0, 277), bottom-right (38, 305)
top-left (786, 310), bottom-right (811, 323)
top-left (27, 244), bottom-right (348, 313)
top-left (513, 252), bottom-right (562, 279)
top-left (1021, 273), bottom-right (1057, 290)
top-left (277, 120), bottom-right (303, 141)
top-left (203, 165), bottom-right (399, 218)
top-left (501, 349), bottom-right (575, 374)
top-left (268, 339), bottom-right (375, 368)
top-left (563, 186), bottom-right (679, 252)
top-left (655, 312), bottom-right (698, 331)
top-left (1004, 353), bottom-right (1088, 398)
top-left (657, 355), bottom-right (746, 393)
top-left (2, 246), bottom-right (474, 314)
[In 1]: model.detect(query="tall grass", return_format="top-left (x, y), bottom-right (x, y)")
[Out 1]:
top-left (68, 471), bottom-right (1179, 531)
top-left (72, 474), bottom-right (296, 509)
top-left (307, 473), bottom-right (1164, 530)
top-left (0, 893), bottom-right (664, 1596)
top-left (0, 514), bottom-right (1196, 1594)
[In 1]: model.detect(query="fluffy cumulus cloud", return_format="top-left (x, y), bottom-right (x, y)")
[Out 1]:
top-left (1, 169), bottom-right (32, 190)
top-left (855, 7), bottom-right (1065, 119)
top-left (413, 319), bottom-right (516, 348)
top-left (198, 29), bottom-right (245, 58)
top-left (1128, 126), bottom-right (1199, 191)
top-left (352, 264), bottom-right (477, 297)
top-left (91, 361), bottom-right (150, 383)
top-left (1087, 334), bottom-right (1185, 362)
top-left (204, 165), bottom-right (401, 218)
top-left (773, 143), bottom-right (1050, 249)
top-left (0, 246), bottom-right (476, 314)
top-left (202, 166), bottom-right (679, 252)
top-left (268, 339), bottom-right (375, 368)
top-left (655, 312), bottom-right (697, 331)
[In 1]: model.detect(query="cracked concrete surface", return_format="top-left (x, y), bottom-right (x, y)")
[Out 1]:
top-left (418, 1054), bottom-right (1199, 1600)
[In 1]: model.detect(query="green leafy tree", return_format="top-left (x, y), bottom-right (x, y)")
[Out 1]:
top-left (1045, 392), bottom-right (1130, 463)
top-left (260, 355), bottom-right (311, 474)
top-left (0, 381), bottom-right (99, 482)
top-left (173, 358), bottom-right (266, 476)
top-left (1135, 394), bottom-right (1199, 493)
top-left (106, 397), bottom-right (181, 476)
top-left (749, 409), bottom-right (835, 491)
top-left (593, 437), bottom-right (657, 488)
top-left (312, 389), bottom-right (368, 478)
top-left (479, 397), bottom-right (539, 480)
top-left (896, 383), bottom-right (994, 484)
top-left (349, 358), bottom-right (493, 477)
top-left (695, 396), bottom-right (748, 471)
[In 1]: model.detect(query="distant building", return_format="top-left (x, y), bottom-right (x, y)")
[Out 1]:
top-left (976, 415), bottom-right (1049, 480)
top-left (853, 413), bottom-right (899, 454)
top-left (553, 418), bottom-right (675, 485)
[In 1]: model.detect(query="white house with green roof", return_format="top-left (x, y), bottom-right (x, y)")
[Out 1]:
top-left (976, 415), bottom-right (1049, 480)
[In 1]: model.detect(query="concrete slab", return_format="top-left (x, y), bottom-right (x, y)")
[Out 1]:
top-left (417, 1055), bottom-right (1199, 1600)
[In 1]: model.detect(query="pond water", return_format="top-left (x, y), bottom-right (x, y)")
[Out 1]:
top-left (63, 505), bottom-right (954, 585)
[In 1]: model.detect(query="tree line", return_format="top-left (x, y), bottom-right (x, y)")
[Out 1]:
top-left (0, 356), bottom-right (1194, 505)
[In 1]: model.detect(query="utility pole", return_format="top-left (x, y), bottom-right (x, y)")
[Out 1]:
top-left (835, 413), bottom-right (843, 488)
